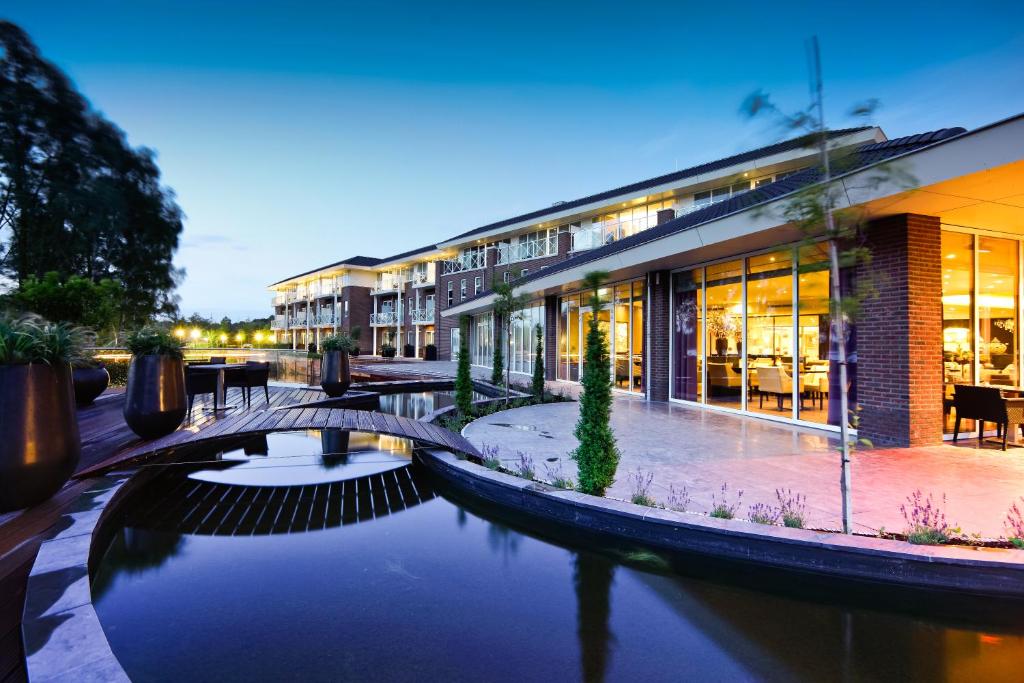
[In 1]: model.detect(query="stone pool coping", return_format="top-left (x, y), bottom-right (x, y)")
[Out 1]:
top-left (22, 476), bottom-right (131, 683)
top-left (415, 447), bottom-right (1024, 600)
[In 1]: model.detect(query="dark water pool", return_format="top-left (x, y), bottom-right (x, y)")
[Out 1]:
top-left (376, 389), bottom-right (488, 420)
top-left (91, 431), bottom-right (1024, 682)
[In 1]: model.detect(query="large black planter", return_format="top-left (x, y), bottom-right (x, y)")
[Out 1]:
top-left (123, 355), bottom-right (187, 440)
top-left (424, 344), bottom-right (438, 361)
top-left (320, 350), bottom-right (351, 397)
top-left (0, 363), bottom-right (81, 512)
top-left (73, 365), bottom-right (110, 406)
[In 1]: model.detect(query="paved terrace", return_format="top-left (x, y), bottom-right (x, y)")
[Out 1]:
top-left (463, 396), bottom-right (1024, 538)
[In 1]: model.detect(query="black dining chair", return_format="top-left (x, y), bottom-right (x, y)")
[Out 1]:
top-left (185, 366), bottom-right (219, 419)
top-left (223, 365), bottom-right (249, 404)
top-left (209, 356), bottom-right (227, 365)
top-left (244, 361), bottom-right (271, 408)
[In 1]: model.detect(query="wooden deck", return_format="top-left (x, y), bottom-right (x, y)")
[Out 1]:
top-left (0, 383), bottom-right (474, 682)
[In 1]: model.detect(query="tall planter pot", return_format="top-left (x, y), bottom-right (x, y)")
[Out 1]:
top-left (123, 355), bottom-right (187, 440)
top-left (0, 364), bottom-right (81, 512)
top-left (73, 365), bottom-right (110, 406)
top-left (320, 350), bottom-right (351, 398)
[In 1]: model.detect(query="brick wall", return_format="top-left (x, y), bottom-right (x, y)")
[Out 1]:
top-left (544, 294), bottom-right (558, 380)
top-left (647, 270), bottom-right (671, 401)
top-left (858, 213), bottom-right (943, 447)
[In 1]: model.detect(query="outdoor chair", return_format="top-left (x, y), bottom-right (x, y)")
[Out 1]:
top-left (244, 361), bottom-right (271, 408)
top-left (755, 366), bottom-right (805, 411)
top-left (209, 356), bottom-right (227, 365)
top-left (222, 365), bottom-right (249, 404)
top-left (952, 384), bottom-right (1024, 450)
top-left (185, 366), bottom-right (219, 418)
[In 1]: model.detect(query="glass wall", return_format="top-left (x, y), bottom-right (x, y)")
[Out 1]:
top-left (557, 278), bottom-right (645, 393)
top-left (471, 312), bottom-right (493, 368)
top-left (508, 302), bottom-right (545, 375)
top-left (704, 260), bottom-right (743, 408)
top-left (942, 231), bottom-right (1019, 434)
top-left (671, 244), bottom-right (857, 429)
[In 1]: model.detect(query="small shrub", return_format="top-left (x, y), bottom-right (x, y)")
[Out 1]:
top-left (900, 490), bottom-right (951, 545)
top-left (776, 488), bottom-right (807, 529)
top-left (321, 333), bottom-right (358, 353)
top-left (628, 468), bottom-right (656, 507)
top-left (542, 461), bottom-right (574, 490)
top-left (126, 327), bottom-right (183, 358)
top-left (709, 483), bottom-right (743, 520)
top-left (514, 451), bottom-right (535, 480)
top-left (666, 484), bottom-right (691, 513)
top-left (747, 502), bottom-right (780, 526)
top-left (1005, 498), bottom-right (1024, 548)
top-left (0, 314), bottom-right (91, 365)
top-left (481, 444), bottom-right (502, 471)
top-left (103, 358), bottom-right (130, 387)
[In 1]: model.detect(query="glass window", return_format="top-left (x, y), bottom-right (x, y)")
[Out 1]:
top-left (632, 280), bottom-right (645, 393)
top-left (941, 232), bottom-right (974, 433)
top-left (613, 284), bottom-right (632, 390)
top-left (978, 236), bottom-right (1018, 389)
top-left (747, 250), bottom-right (795, 417)
top-left (672, 269), bottom-right (703, 401)
top-left (705, 260), bottom-right (744, 408)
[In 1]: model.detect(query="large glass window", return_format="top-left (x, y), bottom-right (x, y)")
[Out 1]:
top-left (672, 270), bottom-right (703, 401)
top-left (747, 251), bottom-right (795, 417)
top-left (705, 260), bottom-right (744, 408)
top-left (978, 236), bottom-right (1018, 387)
top-left (509, 302), bottom-right (544, 375)
top-left (471, 313), bottom-right (493, 368)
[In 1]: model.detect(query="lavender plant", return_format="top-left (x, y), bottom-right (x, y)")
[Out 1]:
top-left (1006, 498), bottom-right (1024, 549)
top-left (666, 484), bottom-right (691, 513)
top-left (900, 490), bottom-right (951, 545)
top-left (747, 502), bottom-right (780, 526)
top-left (709, 483), bottom-right (743, 520)
top-left (776, 488), bottom-right (807, 529)
top-left (628, 469), bottom-right (656, 507)
top-left (542, 460), bottom-right (574, 490)
top-left (480, 444), bottom-right (502, 471)
top-left (514, 451), bottom-right (535, 480)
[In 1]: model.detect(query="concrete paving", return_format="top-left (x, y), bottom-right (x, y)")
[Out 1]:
top-left (464, 398), bottom-right (1024, 538)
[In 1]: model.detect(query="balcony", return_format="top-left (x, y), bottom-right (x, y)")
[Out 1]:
top-left (411, 270), bottom-right (435, 287)
top-left (496, 238), bottom-right (557, 265)
top-left (287, 316), bottom-right (306, 328)
top-left (371, 279), bottom-right (401, 295)
top-left (314, 283), bottom-right (339, 298)
top-left (370, 311), bottom-right (398, 326)
top-left (315, 313), bottom-right (336, 326)
top-left (440, 252), bottom-right (486, 275)
top-left (411, 307), bottom-right (435, 324)
top-left (271, 315), bottom-right (286, 329)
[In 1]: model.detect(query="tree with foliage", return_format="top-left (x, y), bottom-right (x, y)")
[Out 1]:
top-left (3, 271), bottom-right (125, 342)
top-left (531, 323), bottom-right (545, 401)
top-left (571, 271), bottom-right (619, 496)
top-left (455, 315), bottom-right (473, 416)
top-left (0, 21), bottom-right (183, 327)
top-left (741, 37), bottom-right (915, 533)
top-left (492, 278), bottom-right (531, 400)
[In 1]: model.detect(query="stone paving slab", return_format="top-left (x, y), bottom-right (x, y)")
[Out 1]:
top-left (464, 398), bottom-right (1024, 538)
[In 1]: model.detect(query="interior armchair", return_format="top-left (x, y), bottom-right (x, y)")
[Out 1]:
top-left (755, 366), bottom-right (805, 411)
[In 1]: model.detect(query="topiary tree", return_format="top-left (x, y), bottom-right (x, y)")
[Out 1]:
top-left (531, 323), bottom-right (545, 401)
top-left (455, 314), bottom-right (473, 416)
top-left (571, 270), bottom-right (619, 496)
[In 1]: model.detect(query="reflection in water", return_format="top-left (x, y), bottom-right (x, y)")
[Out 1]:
top-left (575, 552), bottom-right (617, 683)
top-left (92, 447), bottom-right (1024, 681)
top-left (377, 390), bottom-right (488, 420)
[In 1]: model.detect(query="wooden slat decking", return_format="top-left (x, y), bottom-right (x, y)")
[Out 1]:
top-left (0, 382), bottom-right (474, 681)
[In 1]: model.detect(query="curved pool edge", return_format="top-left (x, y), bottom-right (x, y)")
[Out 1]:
top-left (414, 447), bottom-right (1024, 603)
top-left (21, 475), bottom-right (132, 683)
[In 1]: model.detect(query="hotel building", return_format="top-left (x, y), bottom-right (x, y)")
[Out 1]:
top-left (269, 114), bottom-right (1024, 447)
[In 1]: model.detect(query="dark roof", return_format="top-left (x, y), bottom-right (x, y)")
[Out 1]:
top-left (440, 127), bottom-right (876, 244)
top-left (375, 243), bottom-right (439, 266)
top-left (269, 255), bottom-right (382, 287)
top-left (453, 126), bottom-right (967, 303)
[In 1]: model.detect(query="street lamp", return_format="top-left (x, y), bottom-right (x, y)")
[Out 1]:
top-left (254, 332), bottom-right (264, 349)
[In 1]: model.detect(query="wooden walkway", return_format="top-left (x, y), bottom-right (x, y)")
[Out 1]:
top-left (0, 383), bottom-right (475, 682)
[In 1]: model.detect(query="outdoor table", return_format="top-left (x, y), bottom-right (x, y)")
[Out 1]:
top-left (201, 363), bottom-right (246, 412)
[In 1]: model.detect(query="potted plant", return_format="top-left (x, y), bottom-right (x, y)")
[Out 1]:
top-left (403, 343), bottom-right (415, 358)
top-left (72, 353), bottom-right (110, 406)
top-left (424, 343), bottom-right (438, 361)
top-left (349, 326), bottom-right (362, 358)
top-left (320, 333), bottom-right (357, 397)
top-left (123, 328), bottom-right (187, 439)
top-left (380, 343), bottom-right (397, 359)
top-left (0, 315), bottom-right (85, 512)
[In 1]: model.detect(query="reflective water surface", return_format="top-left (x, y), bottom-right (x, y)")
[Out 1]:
top-left (92, 431), bottom-right (1024, 683)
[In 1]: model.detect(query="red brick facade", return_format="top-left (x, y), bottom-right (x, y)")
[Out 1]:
top-left (858, 214), bottom-right (944, 447)
top-left (647, 270), bottom-right (671, 401)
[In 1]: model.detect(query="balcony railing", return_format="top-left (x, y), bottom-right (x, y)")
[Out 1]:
top-left (372, 280), bottom-right (401, 294)
top-left (411, 307), bottom-right (435, 324)
top-left (271, 315), bottom-right (286, 329)
top-left (315, 313), bottom-right (336, 326)
top-left (314, 283), bottom-right (339, 298)
top-left (412, 270), bottom-right (435, 286)
top-left (496, 238), bottom-right (557, 265)
top-left (440, 252), bottom-right (486, 275)
top-left (370, 311), bottom-right (399, 326)
top-left (287, 317), bottom-right (305, 328)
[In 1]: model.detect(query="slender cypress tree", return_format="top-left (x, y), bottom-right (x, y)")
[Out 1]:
top-left (491, 329), bottom-right (504, 386)
top-left (531, 323), bottom-right (545, 401)
top-left (571, 271), bottom-right (619, 495)
top-left (455, 315), bottom-right (473, 416)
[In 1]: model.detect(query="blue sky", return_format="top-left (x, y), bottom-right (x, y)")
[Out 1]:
top-left (6, 1), bottom-right (1024, 319)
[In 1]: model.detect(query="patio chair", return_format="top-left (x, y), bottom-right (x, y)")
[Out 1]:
top-left (222, 365), bottom-right (249, 404)
top-left (952, 384), bottom-right (1024, 450)
top-left (185, 366), bottom-right (219, 418)
top-left (755, 366), bottom-right (805, 411)
top-left (244, 361), bottom-right (271, 408)
top-left (209, 356), bottom-right (227, 365)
